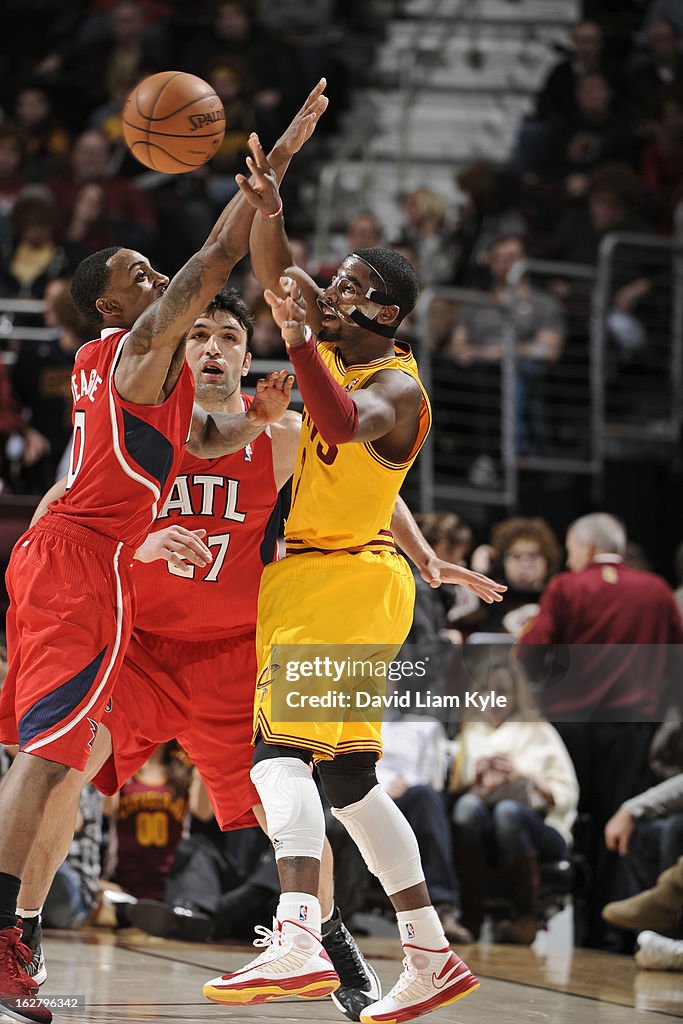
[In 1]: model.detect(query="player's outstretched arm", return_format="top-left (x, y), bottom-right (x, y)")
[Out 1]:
top-left (390, 496), bottom-right (507, 605)
top-left (237, 134), bottom-right (323, 333)
top-left (269, 409), bottom-right (303, 491)
top-left (187, 370), bottom-right (294, 458)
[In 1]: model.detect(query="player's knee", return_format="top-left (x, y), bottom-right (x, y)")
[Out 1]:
top-left (250, 756), bottom-right (325, 861)
top-left (318, 752), bottom-right (378, 808)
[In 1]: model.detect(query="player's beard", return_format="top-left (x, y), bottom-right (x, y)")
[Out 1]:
top-left (194, 378), bottom-right (239, 411)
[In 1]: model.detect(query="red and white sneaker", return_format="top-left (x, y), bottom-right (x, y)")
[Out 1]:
top-left (203, 918), bottom-right (340, 1006)
top-left (0, 925), bottom-right (52, 1024)
top-left (359, 944), bottom-right (478, 1024)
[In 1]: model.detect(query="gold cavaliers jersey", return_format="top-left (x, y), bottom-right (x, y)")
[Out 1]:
top-left (285, 340), bottom-right (431, 551)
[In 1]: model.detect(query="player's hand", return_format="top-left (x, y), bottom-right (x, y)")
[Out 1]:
top-left (419, 556), bottom-right (507, 604)
top-left (274, 77), bottom-right (329, 158)
top-left (135, 527), bottom-right (213, 570)
top-left (235, 134), bottom-right (282, 217)
top-left (604, 806), bottom-right (636, 856)
top-left (265, 275), bottom-right (308, 347)
top-left (247, 370), bottom-right (295, 426)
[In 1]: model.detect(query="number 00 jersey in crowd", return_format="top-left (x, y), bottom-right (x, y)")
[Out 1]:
top-left (50, 327), bottom-right (196, 552)
top-left (133, 395), bottom-right (280, 641)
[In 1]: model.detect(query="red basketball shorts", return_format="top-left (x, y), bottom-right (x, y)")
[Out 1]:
top-left (93, 628), bottom-right (259, 830)
top-left (0, 515), bottom-right (136, 771)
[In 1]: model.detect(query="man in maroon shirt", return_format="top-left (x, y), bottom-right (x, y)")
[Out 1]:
top-left (519, 513), bottom-right (683, 950)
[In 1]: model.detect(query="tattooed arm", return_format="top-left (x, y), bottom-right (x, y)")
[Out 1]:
top-left (114, 80), bottom-right (329, 407)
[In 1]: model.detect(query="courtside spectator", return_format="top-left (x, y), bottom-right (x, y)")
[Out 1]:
top-left (520, 512), bottom-right (683, 948)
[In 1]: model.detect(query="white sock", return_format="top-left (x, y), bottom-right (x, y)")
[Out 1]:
top-left (396, 906), bottom-right (447, 949)
top-left (277, 892), bottom-right (322, 936)
top-left (16, 907), bottom-right (42, 920)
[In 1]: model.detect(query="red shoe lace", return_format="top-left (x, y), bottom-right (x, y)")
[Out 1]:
top-left (0, 927), bottom-right (39, 992)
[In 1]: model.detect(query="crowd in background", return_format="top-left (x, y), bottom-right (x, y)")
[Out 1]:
top-left (0, 0), bottom-right (683, 971)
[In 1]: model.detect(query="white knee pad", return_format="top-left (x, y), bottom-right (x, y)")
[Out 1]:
top-left (332, 784), bottom-right (425, 896)
top-left (250, 757), bottom-right (325, 862)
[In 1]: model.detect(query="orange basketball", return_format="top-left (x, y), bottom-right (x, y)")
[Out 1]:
top-left (122, 71), bottom-right (226, 174)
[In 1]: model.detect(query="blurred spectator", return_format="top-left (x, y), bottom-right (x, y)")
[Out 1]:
top-left (33, 0), bottom-right (170, 132)
top-left (640, 99), bottom-right (683, 224)
top-left (520, 512), bottom-right (683, 948)
top-left (536, 21), bottom-right (616, 123)
top-left (13, 85), bottom-right (70, 180)
top-left (317, 212), bottom-right (384, 281)
top-left (0, 126), bottom-right (28, 263)
top-left (536, 73), bottom-right (638, 190)
top-left (450, 658), bottom-right (578, 944)
top-left (644, 0), bottom-right (683, 38)
top-left (603, 770), bottom-right (683, 935)
top-left (396, 187), bottom-right (454, 285)
top-left (445, 235), bottom-right (565, 457)
top-left (202, 62), bottom-right (259, 210)
top-left (375, 717), bottom-right (473, 944)
top-left (462, 517), bottom-right (563, 636)
top-left (182, 1), bottom-right (285, 145)
top-left (61, 183), bottom-right (116, 268)
top-left (674, 540), bottom-right (683, 615)
top-left (628, 19), bottom-right (683, 133)
top-left (108, 743), bottom-right (192, 902)
top-left (0, 363), bottom-right (22, 492)
top-left (400, 512), bottom-right (473, 689)
top-left (10, 278), bottom-right (91, 493)
top-left (0, 186), bottom-right (67, 299)
top-left (452, 162), bottom-right (526, 286)
top-left (48, 130), bottom-right (156, 254)
top-left (547, 164), bottom-right (659, 353)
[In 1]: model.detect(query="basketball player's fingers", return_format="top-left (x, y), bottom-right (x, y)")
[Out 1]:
top-left (235, 173), bottom-right (263, 206)
top-left (282, 374), bottom-right (295, 397)
top-left (263, 288), bottom-right (284, 310)
top-left (173, 533), bottom-right (213, 564)
top-left (166, 551), bottom-right (191, 572)
top-left (301, 77), bottom-right (327, 112)
top-left (247, 132), bottom-right (268, 170)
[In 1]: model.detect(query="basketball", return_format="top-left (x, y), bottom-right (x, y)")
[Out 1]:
top-left (122, 71), bottom-right (226, 174)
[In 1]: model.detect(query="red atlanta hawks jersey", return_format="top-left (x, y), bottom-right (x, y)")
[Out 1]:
top-left (49, 328), bottom-right (196, 552)
top-left (133, 396), bottom-right (279, 640)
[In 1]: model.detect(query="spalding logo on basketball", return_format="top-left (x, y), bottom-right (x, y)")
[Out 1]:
top-left (123, 71), bottom-right (226, 174)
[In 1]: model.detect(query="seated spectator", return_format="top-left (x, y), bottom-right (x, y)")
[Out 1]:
top-left (12, 85), bottom-right (70, 181)
top-left (395, 187), bottom-right (454, 285)
top-left (106, 743), bottom-right (192, 903)
top-left (0, 186), bottom-right (67, 299)
top-left (628, 19), bottom-right (683, 135)
top-left (450, 658), bottom-right (578, 944)
top-left (535, 21), bottom-right (617, 123)
top-left (48, 129), bottom-right (156, 254)
top-left (10, 277), bottom-right (91, 493)
top-left (536, 73), bottom-right (638, 190)
top-left (202, 61), bottom-right (259, 209)
top-left (641, 99), bottom-right (683, 225)
top-left (316, 211), bottom-right (384, 282)
top-left (547, 163), bottom-right (659, 351)
top-left (375, 716), bottom-right (474, 944)
top-left (0, 362), bottom-right (22, 492)
top-left (32, 0), bottom-right (170, 132)
top-left (603, 770), bottom-right (683, 934)
top-left (452, 161), bottom-right (527, 287)
top-left (445, 234), bottom-right (565, 457)
top-left (182, 1), bottom-right (286, 146)
top-left (0, 126), bottom-right (29, 263)
top-left (460, 517), bottom-right (562, 636)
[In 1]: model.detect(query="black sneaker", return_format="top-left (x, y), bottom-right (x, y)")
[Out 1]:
top-left (19, 918), bottom-right (46, 987)
top-left (128, 900), bottom-right (213, 942)
top-left (321, 908), bottom-right (381, 1021)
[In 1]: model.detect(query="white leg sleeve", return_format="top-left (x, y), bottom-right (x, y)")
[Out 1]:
top-left (250, 757), bottom-right (325, 861)
top-left (331, 785), bottom-right (425, 896)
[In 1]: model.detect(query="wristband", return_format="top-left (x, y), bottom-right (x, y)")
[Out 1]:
top-left (261, 199), bottom-right (283, 219)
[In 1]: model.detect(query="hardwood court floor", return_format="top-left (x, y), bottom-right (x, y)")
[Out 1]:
top-left (35, 928), bottom-right (683, 1024)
